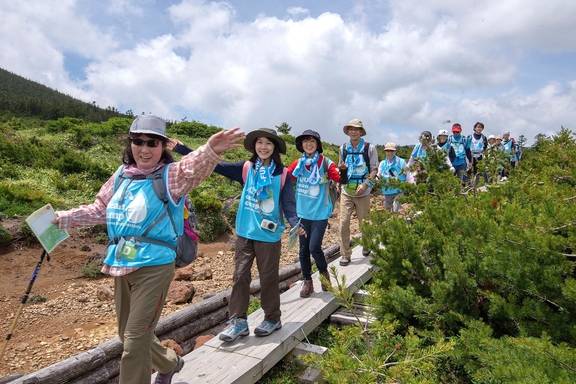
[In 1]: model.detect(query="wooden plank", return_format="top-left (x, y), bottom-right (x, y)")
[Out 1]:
top-left (175, 245), bottom-right (373, 383)
top-left (291, 342), bottom-right (327, 358)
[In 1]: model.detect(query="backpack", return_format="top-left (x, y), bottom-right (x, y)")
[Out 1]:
top-left (112, 166), bottom-right (199, 268)
top-left (242, 161), bottom-right (288, 188)
top-left (341, 142), bottom-right (371, 165)
top-left (322, 157), bottom-right (340, 215)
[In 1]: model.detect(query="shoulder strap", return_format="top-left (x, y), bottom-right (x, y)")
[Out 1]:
top-left (341, 144), bottom-right (348, 163)
top-left (280, 168), bottom-right (287, 189)
top-left (242, 161), bottom-right (252, 183)
top-left (363, 142), bottom-right (370, 165)
top-left (112, 165), bottom-right (126, 193)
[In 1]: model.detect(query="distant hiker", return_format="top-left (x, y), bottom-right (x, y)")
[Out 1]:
top-left (447, 123), bottom-right (472, 183)
top-left (215, 128), bottom-right (301, 342)
top-left (338, 118), bottom-right (379, 265)
top-left (287, 130), bottom-right (343, 297)
top-left (436, 129), bottom-right (450, 151)
top-left (377, 142), bottom-right (407, 212)
top-left (408, 130), bottom-right (453, 181)
top-left (466, 121), bottom-right (489, 184)
top-left (502, 131), bottom-right (519, 169)
top-left (53, 115), bottom-right (243, 384)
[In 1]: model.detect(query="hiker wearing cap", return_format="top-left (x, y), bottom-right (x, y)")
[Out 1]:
top-left (338, 119), bottom-right (379, 265)
top-left (502, 131), bottom-right (519, 169)
top-left (214, 128), bottom-right (301, 342)
top-left (436, 129), bottom-right (450, 151)
top-left (377, 143), bottom-right (407, 212)
top-left (447, 123), bottom-right (472, 182)
top-left (53, 115), bottom-right (243, 384)
top-left (287, 130), bottom-right (343, 297)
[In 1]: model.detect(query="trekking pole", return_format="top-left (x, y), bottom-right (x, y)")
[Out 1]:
top-left (0, 250), bottom-right (50, 363)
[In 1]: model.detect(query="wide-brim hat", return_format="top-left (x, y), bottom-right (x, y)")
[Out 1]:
top-left (343, 118), bottom-right (366, 136)
top-left (244, 128), bottom-right (287, 154)
top-left (295, 129), bottom-right (323, 153)
top-left (129, 115), bottom-right (168, 139)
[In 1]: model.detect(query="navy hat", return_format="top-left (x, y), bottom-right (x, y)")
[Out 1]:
top-left (244, 128), bottom-right (287, 154)
top-left (295, 130), bottom-right (323, 153)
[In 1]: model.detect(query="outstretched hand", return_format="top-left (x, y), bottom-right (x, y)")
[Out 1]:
top-left (207, 128), bottom-right (245, 155)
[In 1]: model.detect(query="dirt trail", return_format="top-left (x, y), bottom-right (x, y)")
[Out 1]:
top-left (0, 211), bottom-right (361, 377)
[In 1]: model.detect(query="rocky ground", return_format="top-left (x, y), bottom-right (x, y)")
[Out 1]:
top-left (0, 204), bottom-right (367, 377)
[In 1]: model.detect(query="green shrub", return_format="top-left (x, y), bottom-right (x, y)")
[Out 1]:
top-left (0, 225), bottom-right (12, 246)
top-left (28, 295), bottom-right (48, 304)
top-left (45, 117), bottom-right (84, 133)
top-left (169, 121), bottom-right (221, 138)
top-left (82, 259), bottom-right (104, 278)
top-left (19, 222), bottom-right (37, 246)
top-left (190, 191), bottom-right (227, 242)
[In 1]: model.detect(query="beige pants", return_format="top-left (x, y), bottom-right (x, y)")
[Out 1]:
top-left (339, 193), bottom-right (371, 259)
top-left (115, 263), bottom-right (178, 384)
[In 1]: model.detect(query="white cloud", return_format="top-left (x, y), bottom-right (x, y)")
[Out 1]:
top-left (1, 0), bottom-right (575, 146)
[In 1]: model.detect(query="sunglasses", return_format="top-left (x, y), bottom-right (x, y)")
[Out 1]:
top-left (130, 138), bottom-right (161, 148)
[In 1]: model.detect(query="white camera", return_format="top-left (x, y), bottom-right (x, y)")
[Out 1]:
top-left (260, 219), bottom-right (278, 232)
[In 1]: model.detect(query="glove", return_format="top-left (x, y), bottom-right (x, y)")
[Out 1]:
top-left (450, 166), bottom-right (455, 174)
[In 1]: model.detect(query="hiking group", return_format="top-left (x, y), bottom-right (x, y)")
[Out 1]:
top-left (53, 115), bottom-right (521, 383)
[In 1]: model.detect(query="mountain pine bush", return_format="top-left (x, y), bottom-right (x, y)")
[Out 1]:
top-left (310, 129), bottom-right (576, 382)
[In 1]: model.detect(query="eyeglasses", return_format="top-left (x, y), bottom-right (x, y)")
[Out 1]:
top-left (130, 138), bottom-right (161, 148)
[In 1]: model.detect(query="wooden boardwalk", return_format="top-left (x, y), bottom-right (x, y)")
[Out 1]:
top-left (169, 246), bottom-right (373, 384)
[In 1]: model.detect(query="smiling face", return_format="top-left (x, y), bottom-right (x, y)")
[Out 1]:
top-left (302, 136), bottom-right (318, 156)
top-left (255, 136), bottom-right (275, 162)
top-left (130, 134), bottom-right (164, 170)
top-left (437, 135), bottom-right (448, 144)
top-left (474, 124), bottom-right (484, 134)
top-left (346, 126), bottom-right (363, 142)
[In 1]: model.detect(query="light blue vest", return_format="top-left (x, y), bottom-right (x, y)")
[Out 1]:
top-left (469, 135), bottom-right (485, 157)
top-left (378, 156), bottom-right (406, 195)
top-left (502, 139), bottom-right (514, 160)
top-left (411, 144), bottom-right (427, 160)
top-left (236, 163), bottom-right (284, 242)
top-left (295, 158), bottom-right (333, 221)
top-left (105, 166), bottom-right (184, 268)
top-left (449, 135), bottom-right (467, 166)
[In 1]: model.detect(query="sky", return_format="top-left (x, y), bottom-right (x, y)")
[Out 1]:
top-left (1, 0), bottom-right (575, 145)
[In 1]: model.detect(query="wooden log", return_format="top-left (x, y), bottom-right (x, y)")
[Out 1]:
top-left (15, 243), bottom-right (342, 384)
top-left (67, 358), bottom-right (119, 384)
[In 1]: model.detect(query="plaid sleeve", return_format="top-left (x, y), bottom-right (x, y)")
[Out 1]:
top-left (168, 143), bottom-right (221, 201)
top-left (55, 175), bottom-right (115, 230)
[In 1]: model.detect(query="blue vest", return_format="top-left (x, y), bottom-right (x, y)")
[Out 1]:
top-left (502, 139), bottom-right (514, 160)
top-left (295, 158), bottom-right (333, 220)
top-left (236, 163), bottom-right (284, 242)
top-left (378, 156), bottom-right (406, 195)
top-left (469, 135), bottom-right (485, 157)
top-left (449, 135), bottom-right (467, 166)
top-left (105, 166), bottom-right (184, 268)
top-left (411, 144), bottom-right (427, 160)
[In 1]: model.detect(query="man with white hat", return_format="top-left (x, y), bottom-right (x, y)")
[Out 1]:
top-left (338, 118), bottom-right (379, 265)
top-left (377, 142), bottom-right (407, 212)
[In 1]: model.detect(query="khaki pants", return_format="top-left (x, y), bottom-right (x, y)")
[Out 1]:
top-left (228, 236), bottom-right (282, 322)
top-left (115, 263), bottom-right (178, 384)
top-left (339, 193), bottom-right (371, 259)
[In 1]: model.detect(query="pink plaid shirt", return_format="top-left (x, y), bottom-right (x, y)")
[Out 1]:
top-left (56, 144), bottom-right (220, 276)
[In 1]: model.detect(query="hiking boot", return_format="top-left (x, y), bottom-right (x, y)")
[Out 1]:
top-left (300, 279), bottom-right (314, 298)
top-left (362, 248), bottom-right (371, 257)
top-left (254, 319), bottom-right (282, 337)
top-left (339, 256), bottom-right (351, 266)
top-left (218, 318), bottom-right (249, 342)
top-left (154, 356), bottom-right (184, 384)
top-left (319, 270), bottom-right (331, 291)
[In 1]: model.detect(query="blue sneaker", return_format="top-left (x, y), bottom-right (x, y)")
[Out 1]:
top-left (219, 318), bottom-right (249, 342)
top-left (254, 319), bottom-right (282, 337)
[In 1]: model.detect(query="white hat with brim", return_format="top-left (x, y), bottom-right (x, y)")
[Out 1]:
top-left (384, 142), bottom-right (397, 151)
top-left (129, 115), bottom-right (168, 139)
top-left (343, 118), bottom-right (366, 136)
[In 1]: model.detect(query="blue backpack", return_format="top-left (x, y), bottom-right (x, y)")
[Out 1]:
top-left (113, 165), bottom-right (199, 268)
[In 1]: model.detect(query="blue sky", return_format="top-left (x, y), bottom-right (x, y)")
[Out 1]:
top-left (1, 0), bottom-right (575, 145)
